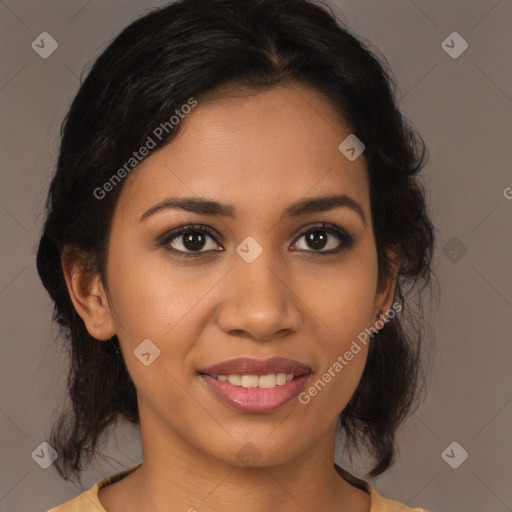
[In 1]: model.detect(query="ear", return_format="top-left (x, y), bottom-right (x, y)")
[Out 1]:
top-left (373, 245), bottom-right (401, 322)
top-left (61, 245), bottom-right (116, 341)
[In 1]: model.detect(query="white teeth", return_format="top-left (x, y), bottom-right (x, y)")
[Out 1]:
top-left (258, 374), bottom-right (278, 388)
top-left (213, 372), bottom-right (298, 388)
top-left (276, 373), bottom-right (287, 385)
top-left (241, 375), bottom-right (259, 388)
top-left (227, 375), bottom-right (242, 386)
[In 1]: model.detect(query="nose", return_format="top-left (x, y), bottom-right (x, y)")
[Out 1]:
top-left (215, 251), bottom-right (302, 342)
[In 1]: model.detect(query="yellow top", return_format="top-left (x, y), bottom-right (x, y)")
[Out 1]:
top-left (47, 463), bottom-right (428, 511)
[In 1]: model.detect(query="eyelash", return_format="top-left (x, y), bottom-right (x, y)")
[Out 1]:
top-left (158, 222), bottom-right (355, 258)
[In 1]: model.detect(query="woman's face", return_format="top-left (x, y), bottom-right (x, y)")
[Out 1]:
top-left (99, 83), bottom-right (395, 468)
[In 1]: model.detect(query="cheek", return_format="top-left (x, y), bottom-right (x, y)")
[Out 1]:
top-left (105, 245), bottom-right (227, 397)
top-left (296, 249), bottom-right (379, 343)
top-left (293, 249), bottom-right (377, 411)
top-left (106, 240), bottom-right (203, 335)
top-left (299, 351), bottom-right (368, 425)
top-left (298, 276), bottom-right (373, 420)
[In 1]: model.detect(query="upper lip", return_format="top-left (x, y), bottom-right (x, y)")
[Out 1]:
top-left (199, 357), bottom-right (312, 376)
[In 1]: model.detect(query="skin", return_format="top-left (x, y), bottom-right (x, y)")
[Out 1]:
top-left (63, 83), bottom-right (399, 512)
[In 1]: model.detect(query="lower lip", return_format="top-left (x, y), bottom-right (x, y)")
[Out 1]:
top-left (200, 374), bottom-right (310, 413)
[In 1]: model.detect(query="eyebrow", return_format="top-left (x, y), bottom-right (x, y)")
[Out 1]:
top-left (139, 194), bottom-right (366, 226)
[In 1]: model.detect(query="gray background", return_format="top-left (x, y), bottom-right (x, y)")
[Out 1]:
top-left (1, 1), bottom-right (511, 511)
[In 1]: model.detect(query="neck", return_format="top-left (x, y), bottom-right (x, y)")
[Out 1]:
top-left (140, 449), bottom-right (343, 510)
top-left (102, 403), bottom-right (371, 512)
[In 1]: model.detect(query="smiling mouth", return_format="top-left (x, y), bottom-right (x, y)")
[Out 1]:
top-left (198, 357), bottom-right (312, 413)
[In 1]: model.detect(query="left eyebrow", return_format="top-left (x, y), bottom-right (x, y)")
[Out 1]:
top-left (139, 194), bottom-right (366, 226)
top-left (280, 194), bottom-right (366, 226)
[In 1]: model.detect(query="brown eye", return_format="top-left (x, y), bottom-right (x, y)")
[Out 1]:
top-left (304, 229), bottom-right (329, 251)
top-left (291, 223), bottom-right (355, 254)
top-left (180, 231), bottom-right (207, 251)
top-left (161, 225), bottom-right (222, 255)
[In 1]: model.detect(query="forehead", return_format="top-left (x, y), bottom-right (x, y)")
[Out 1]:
top-left (115, 84), bottom-right (370, 223)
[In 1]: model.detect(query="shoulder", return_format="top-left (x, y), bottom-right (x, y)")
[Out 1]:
top-left (47, 463), bottom-right (142, 512)
top-left (367, 484), bottom-right (429, 512)
top-left (47, 482), bottom-right (104, 512)
top-left (334, 464), bottom-right (428, 512)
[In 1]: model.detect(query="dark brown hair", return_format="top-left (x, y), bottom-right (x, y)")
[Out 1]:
top-left (36, 0), bottom-right (436, 483)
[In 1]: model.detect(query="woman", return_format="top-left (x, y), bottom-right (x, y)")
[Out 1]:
top-left (37, 0), bottom-right (435, 510)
